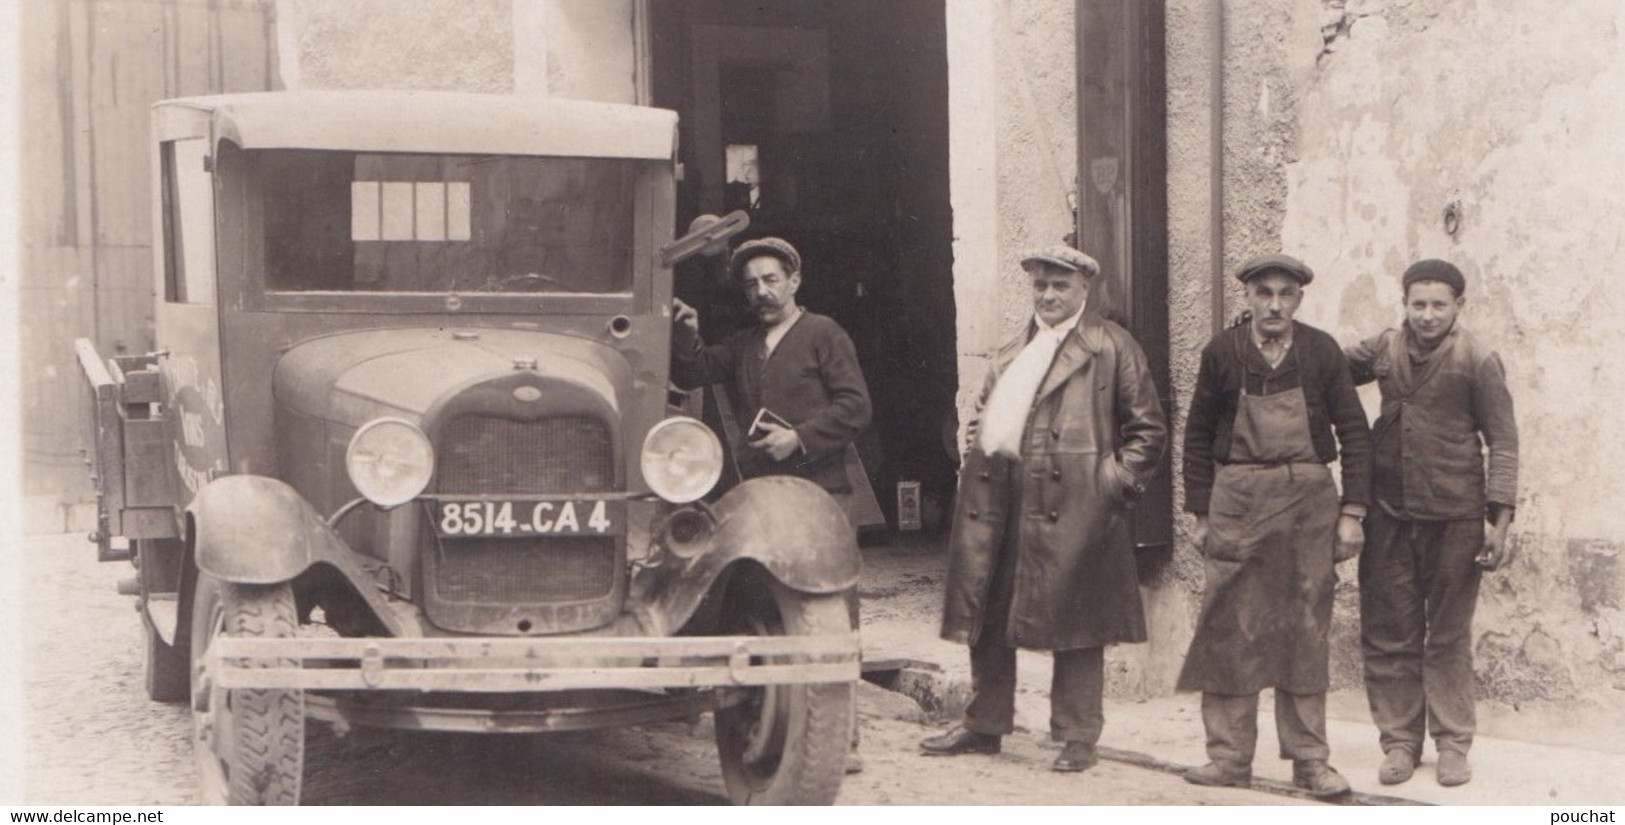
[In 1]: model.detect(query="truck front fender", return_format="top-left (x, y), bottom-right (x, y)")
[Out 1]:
top-left (189, 475), bottom-right (338, 585)
top-left (706, 475), bottom-right (861, 592)
top-left (633, 475), bottom-right (862, 636)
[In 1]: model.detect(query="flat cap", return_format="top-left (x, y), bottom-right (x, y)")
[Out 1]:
top-left (730, 237), bottom-right (801, 275)
top-left (1235, 253), bottom-right (1315, 286)
top-left (1401, 258), bottom-right (1466, 296)
top-left (1021, 245), bottom-right (1100, 277)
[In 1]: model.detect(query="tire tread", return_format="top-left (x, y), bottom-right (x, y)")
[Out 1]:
top-left (195, 580), bottom-right (305, 806)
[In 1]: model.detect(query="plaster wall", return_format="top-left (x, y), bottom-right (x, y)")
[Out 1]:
top-left (517, 1), bottom-right (639, 103)
top-left (1166, 0), bottom-right (1625, 706)
top-left (1153, 0), bottom-right (1222, 696)
top-left (276, 0), bottom-right (514, 92)
top-left (277, 0), bottom-right (636, 100)
top-left (949, 0), bottom-right (1078, 421)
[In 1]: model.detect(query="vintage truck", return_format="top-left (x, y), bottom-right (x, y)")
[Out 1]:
top-left (75, 90), bottom-right (861, 805)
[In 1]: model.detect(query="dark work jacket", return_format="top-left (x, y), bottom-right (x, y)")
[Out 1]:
top-left (1345, 323), bottom-right (1518, 520)
top-left (671, 311), bottom-right (872, 493)
top-left (940, 310), bottom-right (1168, 651)
top-left (1182, 321), bottom-right (1371, 514)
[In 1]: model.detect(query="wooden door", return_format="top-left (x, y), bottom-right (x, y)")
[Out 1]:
top-left (23, 0), bottom-right (278, 506)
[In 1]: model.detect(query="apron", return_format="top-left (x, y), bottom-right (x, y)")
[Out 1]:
top-left (1176, 353), bottom-right (1341, 695)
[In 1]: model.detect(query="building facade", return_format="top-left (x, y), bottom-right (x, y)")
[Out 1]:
top-left (22, 0), bottom-right (1625, 714)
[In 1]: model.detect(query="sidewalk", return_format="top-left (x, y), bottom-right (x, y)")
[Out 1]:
top-left (857, 533), bottom-right (1625, 806)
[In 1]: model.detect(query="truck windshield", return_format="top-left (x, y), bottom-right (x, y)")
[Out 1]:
top-left (257, 151), bottom-right (638, 294)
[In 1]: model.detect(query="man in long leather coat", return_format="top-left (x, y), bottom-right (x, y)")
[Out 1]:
top-left (1178, 254), bottom-right (1371, 798)
top-left (921, 245), bottom-right (1167, 774)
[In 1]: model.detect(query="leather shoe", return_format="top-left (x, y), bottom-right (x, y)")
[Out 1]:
top-left (920, 726), bottom-right (1001, 756)
top-left (1183, 761), bottom-right (1252, 788)
top-left (1052, 741), bottom-right (1098, 773)
top-left (1378, 748), bottom-right (1418, 785)
top-left (844, 752), bottom-right (864, 774)
top-left (1292, 760), bottom-right (1352, 798)
top-left (1436, 750), bottom-right (1472, 786)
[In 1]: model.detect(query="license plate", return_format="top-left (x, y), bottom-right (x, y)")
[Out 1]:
top-left (435, 500), bottom-right (623, 537)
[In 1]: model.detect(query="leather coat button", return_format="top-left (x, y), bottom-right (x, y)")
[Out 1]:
top-left (968, 509), bottom-right (980, 521)
top-left (1048, 510), bottom-right (1060, 522)
top-left (1050, 428), bottom-right (1061, 439)
top-left (1050, 469), bottom-right (1062, 480)
top-left (978, 471), bottom-right (990, 481)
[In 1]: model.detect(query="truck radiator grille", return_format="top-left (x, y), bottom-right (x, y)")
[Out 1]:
top-left (437, 415), bottom-right (613, 494)
top-left (433, 536), bottom-right (616, 603)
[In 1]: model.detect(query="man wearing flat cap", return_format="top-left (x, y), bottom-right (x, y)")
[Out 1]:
top-left (1344, 259), bottom-right (1518, 788)
top-left (1178, 253), bottom-right (1370, 797)
top-left (670, 236), bottom-right (872, 495)
top-left (671, 236), bottom-right (872, 774)
top-left (923, 245), bottom-right (1167, 774)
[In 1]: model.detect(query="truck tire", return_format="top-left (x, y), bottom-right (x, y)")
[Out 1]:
top-left (190, 575), bottom-right (305, 805)
top-left (714, 570), bottom-right (853, 805)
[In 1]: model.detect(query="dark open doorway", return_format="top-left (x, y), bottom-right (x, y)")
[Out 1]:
top-left (650, 0), bottom-right (959, 535)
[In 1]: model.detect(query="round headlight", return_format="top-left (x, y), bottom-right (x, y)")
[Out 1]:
top-left (641, 416), bottom-right (723, 504)
top-left (346, 418), bottom-right (435, 508)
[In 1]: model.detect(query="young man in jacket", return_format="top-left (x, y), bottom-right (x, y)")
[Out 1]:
top-left (1345, 259), bottom-right (1518, 787)
top-left (1178, 254), bottom-right (1371, 798)
top-left (921, 245), bottom-right (1167, 774)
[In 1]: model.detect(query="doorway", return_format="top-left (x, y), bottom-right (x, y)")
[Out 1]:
top-left (650, 0), bottom-right (959, 534)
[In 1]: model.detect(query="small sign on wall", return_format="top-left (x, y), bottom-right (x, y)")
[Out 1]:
top-left (897, 480), bottom-right (922, 531)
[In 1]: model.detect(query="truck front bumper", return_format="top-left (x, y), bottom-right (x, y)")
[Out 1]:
top-left (208, 634), bottom-right (860, 692)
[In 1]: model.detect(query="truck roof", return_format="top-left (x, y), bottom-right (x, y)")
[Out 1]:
top-left (153, 91), bottom-right (678, 160)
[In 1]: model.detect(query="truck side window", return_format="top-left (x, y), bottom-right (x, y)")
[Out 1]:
top-left (161, 138), bottom-right (216, 304)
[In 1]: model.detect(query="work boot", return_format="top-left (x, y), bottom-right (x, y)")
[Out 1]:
top-left (844, 751), bottom-right (864, 774)
top-left (919, 726), bottom-right (1001, 756)
top-left (1292, 760), bottom-right (1352, 798)
top-left (1052, 741), bottom-right (1098, 773)
top-left (1183, 761), bottom-right (1252, 788)
top-left (1436, 750), bottom-right (1472, 786)
top-left (1378, 748), bottom-right (1418, 785)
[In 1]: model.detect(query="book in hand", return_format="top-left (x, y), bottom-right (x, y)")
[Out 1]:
top-left (748, 407), bottom-right (793, 439)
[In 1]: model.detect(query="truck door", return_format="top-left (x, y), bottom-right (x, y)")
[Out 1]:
top-left (152, 111), bottom-right (228, 507)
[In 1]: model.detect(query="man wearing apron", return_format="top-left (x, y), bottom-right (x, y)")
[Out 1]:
top-left (1178, 254), bottom-right (1372, 798)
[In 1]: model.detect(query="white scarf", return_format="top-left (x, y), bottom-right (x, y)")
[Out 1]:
top-left (977, 306), bottom-right (1085, 458)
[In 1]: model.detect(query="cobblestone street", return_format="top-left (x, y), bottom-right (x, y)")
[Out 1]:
top-left (21, 532), bottom-right (1308, 806)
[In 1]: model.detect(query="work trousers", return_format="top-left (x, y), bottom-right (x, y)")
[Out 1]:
top-left (963, 506), bottom-right (1105, 743)
top-left (1359, 507), bottom-right (1484, 756)
top-left (1201, 690), bottom-right (1330, 767)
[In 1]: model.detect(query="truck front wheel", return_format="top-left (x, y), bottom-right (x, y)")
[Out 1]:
top-left (189, 575), bottom-right (305, 805)
top-left (714, 570), bottom-right (853, 805)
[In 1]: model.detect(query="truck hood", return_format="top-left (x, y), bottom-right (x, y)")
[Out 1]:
top-left (273, 328), bottom-right (628, 426)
